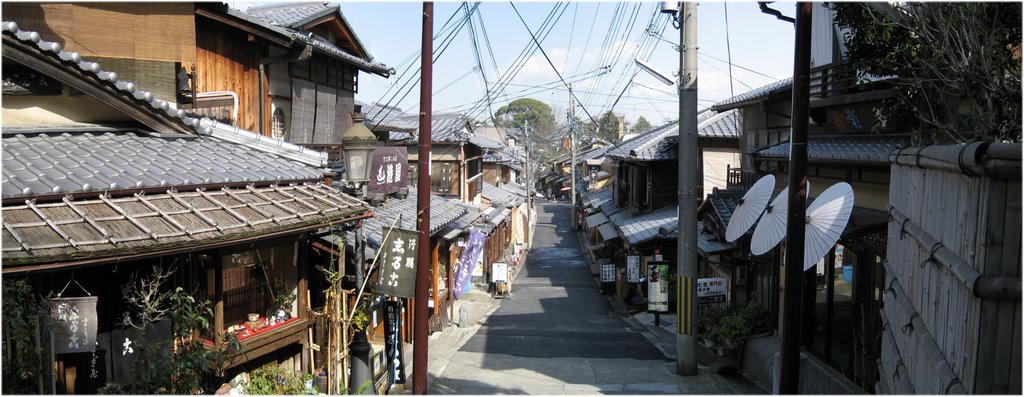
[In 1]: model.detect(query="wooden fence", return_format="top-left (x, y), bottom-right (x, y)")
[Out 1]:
top-left (882, 142), bottom-right (1021, 394)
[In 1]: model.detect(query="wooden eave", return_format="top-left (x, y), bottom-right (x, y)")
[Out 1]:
top-left (301, 13), bottom-right (369, 60)
top-left (194, 6), bottom-right (292, 48)
top-left (2, 35), bottom-right (192, 135)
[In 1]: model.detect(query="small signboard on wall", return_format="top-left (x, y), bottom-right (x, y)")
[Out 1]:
top-left (626, 255), bottom-right (641, 283)
top-left (600, 263), bottom-right (616, 283)
top-left (697, 277), bottom-right (727, 304)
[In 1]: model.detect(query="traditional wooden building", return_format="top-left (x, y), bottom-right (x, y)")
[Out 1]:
top-left (405, 113), bottom-right (483, 204)
top-left (2, 21), bottom-right (370, 393)
top-left (192, 2), bottom-right (392, 158)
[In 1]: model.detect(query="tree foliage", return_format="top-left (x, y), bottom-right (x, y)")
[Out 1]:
top-left (593, 110), bottom-right (621, 143)
top-left (2, 279), bottom-right (50, 394)
top-left (831, 2), bottom-right (1021, 142)
top-left (493, 98), bottom-right (556, 132)
top-left (632, 116), bottom-right (653, 134)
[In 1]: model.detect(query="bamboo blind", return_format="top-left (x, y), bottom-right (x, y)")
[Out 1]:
top-left (2, 2), bottom-right (196, 63)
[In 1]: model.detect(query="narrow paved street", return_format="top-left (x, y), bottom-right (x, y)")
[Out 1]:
top-left (427, 201), bottom-right (734, 394)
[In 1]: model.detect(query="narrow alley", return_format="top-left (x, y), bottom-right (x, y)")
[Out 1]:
top-left (426, 201), bottom-right (752, 394)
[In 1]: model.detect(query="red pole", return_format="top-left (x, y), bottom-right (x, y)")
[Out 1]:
top-left (413, 2), bottom-right (433, 394)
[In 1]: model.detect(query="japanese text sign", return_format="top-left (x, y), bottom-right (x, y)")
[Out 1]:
top-left (697, 277), bottom-right (727, 303)
top-left (492, 262), bottom-right (508, 284)
top-left (369, 146), bottom-right (408, 194)
top-left (453, 228), bottom-right (487, 299)
top-left (626, 255), bottom-right (641, 283)
top-left (376, 227), bottom-right (419, 298)
top-left (51, 296), bottom-right (98, 354)
top-left (384, 301), bottom-right (406, 384)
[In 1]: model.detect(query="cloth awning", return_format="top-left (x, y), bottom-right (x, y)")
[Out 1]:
top-left (586, 212), bottom-right (610, 229)
top-left (598, 223), bottom-right (619, 241)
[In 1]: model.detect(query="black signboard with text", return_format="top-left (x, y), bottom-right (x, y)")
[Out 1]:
top-left (384, 301), bottom-right (406, 385)
top-left (376, 227), bottom-right (419, 298)
top-left (368, 146), bottom-right (408, 195)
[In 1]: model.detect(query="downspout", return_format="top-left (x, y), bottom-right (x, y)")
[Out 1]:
top-left (259, 64), bottom-right (265, 135)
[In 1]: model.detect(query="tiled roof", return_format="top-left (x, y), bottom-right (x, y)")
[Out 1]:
top-left (609, 109), bottom-right (741, 161)
top-left (2, 131), bottom-right (323, 200)
top-left (711, 77), bottom-right (793, 111)
top-left (358, 101), bottom-right (418, 133)
top-left (226, 7), bottom-right (392, 77)
top-left (499, 181), bottom-right (531, 197)
top-left (755, 135), bottom-right (910, 164)
top-left (246, 2), bottom-right (336, 28)
top-left (359, 188), bottom-right (467, 248)
top-left (582, 186), bottom-right (612, 208)
top-left (469, 133), bottom-right (505, 150)
top-left (429, 114), bottom-right (472, 143)
top-left (615, 205), bottom-right (678, 246)
top-left (707, 193), bottom-right (741, 233)
top-left (2, 21), bottom-right (328, 167)
top-left (2, 183), bottom-right (369, 266)
top-left (579, 144), bottom-right (612, 163)
top-left (482, 182), bottom-right (523, 208)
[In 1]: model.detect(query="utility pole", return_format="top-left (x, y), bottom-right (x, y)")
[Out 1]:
top-left (568, 84), bottom-right (577, 229)
top-left (676, 1), bottom-right (699, 377)
top-left (413, 2), bottom-right (433, 394)
top-left (524, 121), bottom-right (530, 247)
top-left (779, 2), bottom-right (812, 393)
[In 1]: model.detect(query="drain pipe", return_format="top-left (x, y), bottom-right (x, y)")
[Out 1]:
top-left (194, 91), bottom-right (239, 124)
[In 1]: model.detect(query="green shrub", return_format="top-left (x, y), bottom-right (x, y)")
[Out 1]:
top-left (702, 304), bottom-right (767, 349)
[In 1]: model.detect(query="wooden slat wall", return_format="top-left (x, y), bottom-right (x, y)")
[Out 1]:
top-left (195, 18), bottom-right (268, 134)
top-left (884, 160), bottom-right (1021, 394)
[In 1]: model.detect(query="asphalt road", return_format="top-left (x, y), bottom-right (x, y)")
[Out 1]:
top-left (460, 200), bottom-right (667, 361)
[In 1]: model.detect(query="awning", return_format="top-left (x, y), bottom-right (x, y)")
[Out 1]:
top-left (586, 212), bottom-right (610, 229)
top-left (598, 223), bottom-right (619, 241)
top-left (438, 224), bottom-right (464, 240)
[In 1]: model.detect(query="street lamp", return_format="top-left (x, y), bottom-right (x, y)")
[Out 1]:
top-left (341, 106), bottom-right (378, 197)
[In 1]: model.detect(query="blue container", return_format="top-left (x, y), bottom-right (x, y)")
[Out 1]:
top-left (842, 265), bottom-right (854, 283)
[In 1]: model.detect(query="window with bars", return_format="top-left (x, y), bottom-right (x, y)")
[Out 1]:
top-left (271, 108), bottom-right (287, 139)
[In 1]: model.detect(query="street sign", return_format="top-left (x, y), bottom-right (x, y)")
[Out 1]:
top-left (697, 277), bottom-right (727, 303)
top-left (492, 262), bottom-right (508, 283)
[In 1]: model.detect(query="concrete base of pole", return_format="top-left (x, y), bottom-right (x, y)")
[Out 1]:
top-left (676, 334), bottom-right (698, 376)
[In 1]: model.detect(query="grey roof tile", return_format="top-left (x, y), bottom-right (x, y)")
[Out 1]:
top-left (755, 135), bottom-right (910, 164)
top-left (615, 205), bottom-right (678, 246)
top-left (482, 182), bottom-right (524, 208)
top-left (245, 2), bottom-right (336, 28)
top-left (359, 101), bottom-right (418, 133)
top-left (426, 113), bottom-right (471, 143)
top-left (2, 132), bottom-right (323, 199)
top-left (582, 186), bottom-right (612, 208)
top-left (712, 77), bottom-right (793, 111)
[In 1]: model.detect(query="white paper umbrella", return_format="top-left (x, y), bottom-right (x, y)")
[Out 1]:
top-left (725, 174), bottom-right (775, 242)
top-left (750, 181), bottom-right (810, 255)
top-left (803, 182), bottom-right (854, 271)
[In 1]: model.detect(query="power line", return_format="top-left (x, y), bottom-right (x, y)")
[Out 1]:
top-left (509, 1), bottom-right (599, 126)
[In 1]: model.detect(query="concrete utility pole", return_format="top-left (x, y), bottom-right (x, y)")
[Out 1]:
top-left (568, 84), bottom-right (577, 228)
top-left (413, 2), bottom-right (433, 394)
top-left (676, 1), bottom-right (699, 377)
top-left (524, 121), bottom-right (530, 247)
top-left (779, 2), bottom-right (813, 394)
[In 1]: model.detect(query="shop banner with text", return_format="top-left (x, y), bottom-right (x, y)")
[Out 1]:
top-left (453, 228), bottom-right (487, 299)
top-left (647, 262), bottom-right (670, 313)
top-left (369, 146), bottom-right (408, 194)
top-left (376, 227), bottom-right (419, 298)
top-left (51, 296), bottom-right (98, 354)
top-left (384, 301), bottom-right (406, 384)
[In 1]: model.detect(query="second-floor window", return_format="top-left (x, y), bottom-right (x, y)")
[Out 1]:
top-left (431, 162), bottom-right (459, 196)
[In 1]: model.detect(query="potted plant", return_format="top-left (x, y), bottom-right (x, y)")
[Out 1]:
top-left (699, 304), bottom-right (767, 373)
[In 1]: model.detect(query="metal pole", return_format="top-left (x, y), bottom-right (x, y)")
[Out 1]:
top-left (676, 1), bottom-right (699, 377)
top-left (779, 2), bottom-right (812, 394)
top-left (413, 2), bottom-right (433, 394)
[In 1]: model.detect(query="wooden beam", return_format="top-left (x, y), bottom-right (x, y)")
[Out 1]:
top-left (809, 88), bottom-right (895, 109)
top-left (194, 8), bottom-right (292, 48)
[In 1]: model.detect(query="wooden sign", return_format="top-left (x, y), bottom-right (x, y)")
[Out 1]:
top-left (51, 296), bottom-right (98, 354)
top-left (376, 227), bottom-right (419, 298)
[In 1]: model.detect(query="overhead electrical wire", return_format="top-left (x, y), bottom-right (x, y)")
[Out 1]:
top-left (508, 1), bottom-right (599, 127)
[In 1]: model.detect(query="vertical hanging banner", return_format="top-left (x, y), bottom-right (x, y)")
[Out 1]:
top-left (453, 228), bottom-right (487, 299)
top-left (647, 262), bottom-right (670, 313)
top-left (369, 146), bottom-right (408, 195)
top-left (384, 301), bottom-right (406, 384)
top-left (51, 296), bottom-right (99, 354)
top-left (376, 227), bottom-right (420, 298)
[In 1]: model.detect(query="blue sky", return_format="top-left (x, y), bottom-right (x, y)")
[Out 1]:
top-left (246, 1), bottom-right (798, 128)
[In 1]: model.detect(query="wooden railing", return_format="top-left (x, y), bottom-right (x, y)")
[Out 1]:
top-left (810, 61), bottom-right (857, 99)
top-left (726, 165), bottom-right (756, 191)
